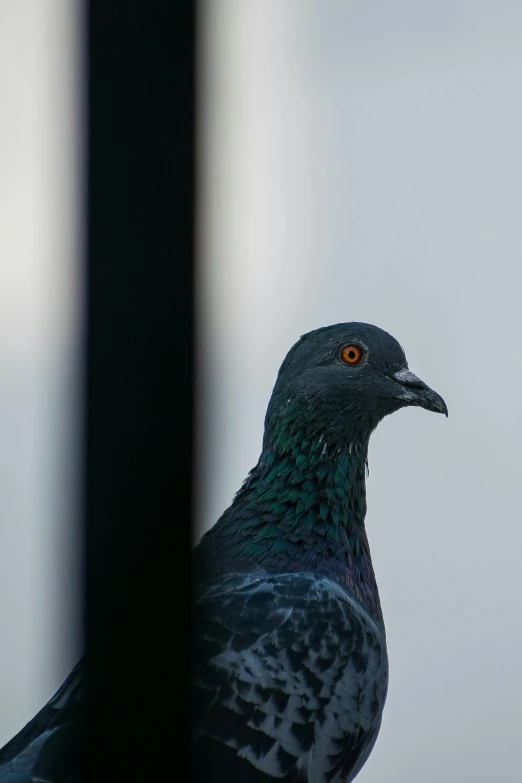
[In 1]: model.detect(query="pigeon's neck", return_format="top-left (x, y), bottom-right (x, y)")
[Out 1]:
top-left (206, 431), bottom-right (383, 625)
top-left (244, 437), bottom-right (370, 533)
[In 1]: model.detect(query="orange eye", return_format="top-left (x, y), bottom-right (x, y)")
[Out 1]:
top-left (341, 344), bottom-right (363, 365)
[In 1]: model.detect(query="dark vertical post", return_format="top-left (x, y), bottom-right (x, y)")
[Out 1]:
top-left (85, 3), bottom-right (195, 780)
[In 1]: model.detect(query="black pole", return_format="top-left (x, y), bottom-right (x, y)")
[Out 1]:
top-left (85, 3), bottom-right (195, 780)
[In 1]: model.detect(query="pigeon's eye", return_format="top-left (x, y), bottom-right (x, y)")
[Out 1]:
top-left (341, 344), bottom-right (363, 365)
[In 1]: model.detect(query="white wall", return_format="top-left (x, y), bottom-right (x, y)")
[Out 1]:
top-left (199, 3), bottom-right (522, 781)
top-left (0, 1), bottom-right (82, 746)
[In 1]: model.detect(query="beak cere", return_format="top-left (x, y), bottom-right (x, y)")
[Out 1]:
top-left (392, 369), bottom-right (448, 416)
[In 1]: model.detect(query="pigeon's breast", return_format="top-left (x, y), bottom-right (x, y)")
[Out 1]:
top-left (192, 571), bottom-right (389, 783)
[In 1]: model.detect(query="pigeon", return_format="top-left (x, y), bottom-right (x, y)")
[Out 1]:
top-left (192, 322), bottom-right (447, 783)
top-left (0, 322), bottom-right (446, 783)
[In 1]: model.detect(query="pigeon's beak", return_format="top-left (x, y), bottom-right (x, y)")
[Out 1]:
top-left (392, 369), bottom-right (448, 416)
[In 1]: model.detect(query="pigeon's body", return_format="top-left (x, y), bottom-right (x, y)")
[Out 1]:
top-left (192, 423), bottom-right (387, 783)
top-left (193, 571), bottom-right (387, 783)
top-left (0, 322), bottom-right (446, 783)
top-left (193, 323), bottom-right (446, 782)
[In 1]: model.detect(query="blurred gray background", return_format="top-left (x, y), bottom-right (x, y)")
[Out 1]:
top-left (1, 2), bottom-right (522, 782)
top-left (0, 0), bottom-right (81, 750)
top-left (198, 2), bottom-right (522, 782)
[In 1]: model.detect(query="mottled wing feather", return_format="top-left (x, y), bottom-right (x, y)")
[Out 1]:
top-left (193, 573), bottom-right (388, 783)
top-left (0, 660), bottom-right (83, 783)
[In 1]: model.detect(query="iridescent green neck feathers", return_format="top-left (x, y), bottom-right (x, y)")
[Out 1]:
top-left (202, 426), bottom-right (383, 625)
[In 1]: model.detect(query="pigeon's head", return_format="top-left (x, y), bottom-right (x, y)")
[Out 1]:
top-left (265, 322), bottom-right (447, 449)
